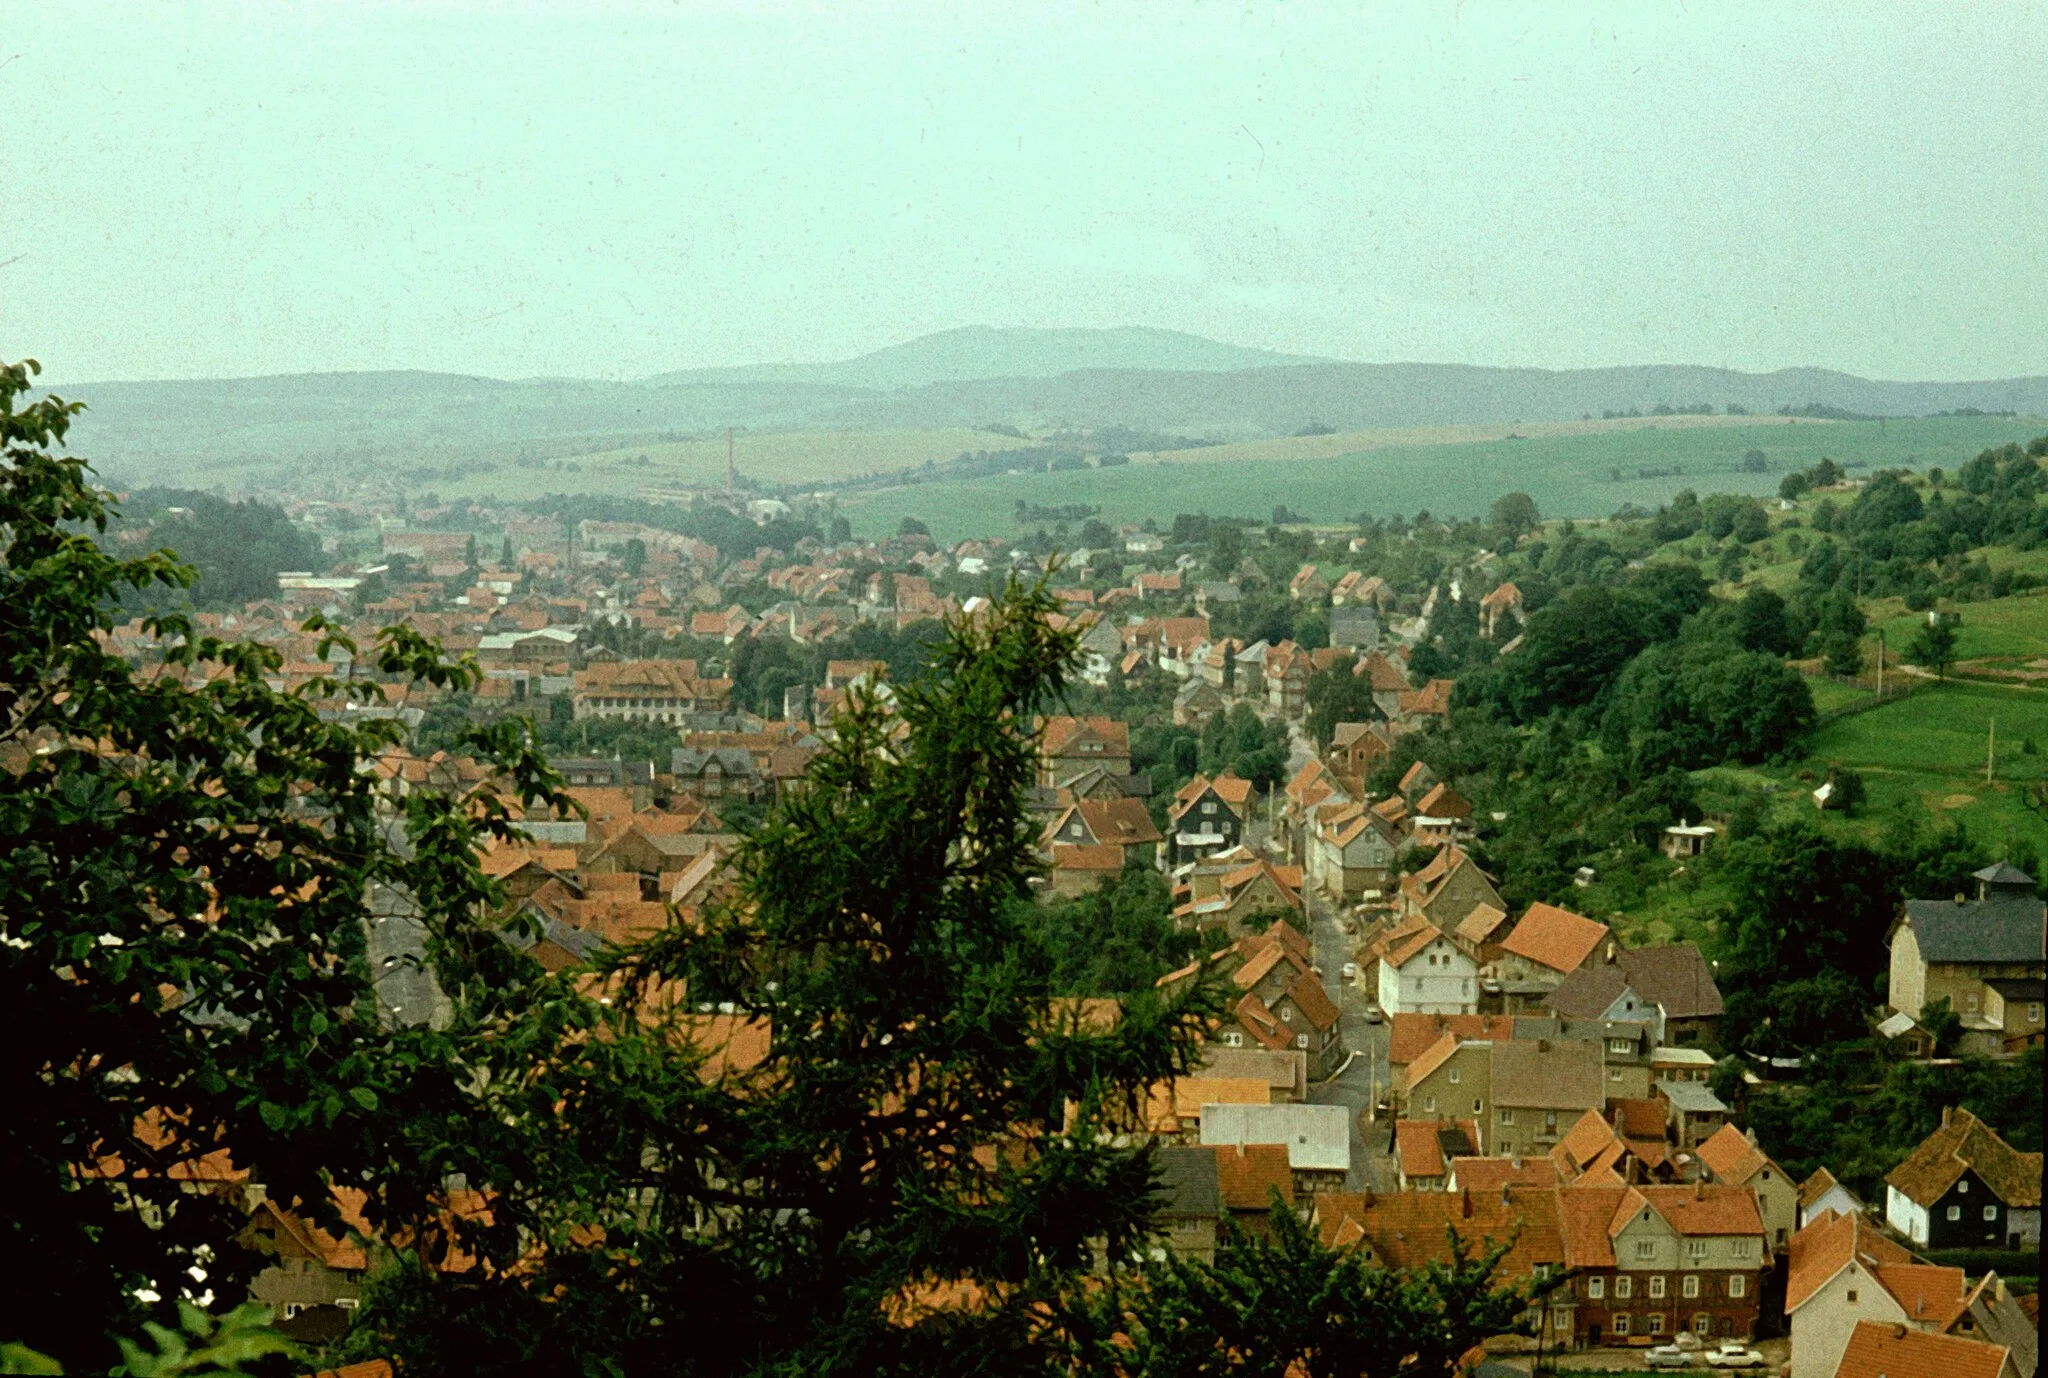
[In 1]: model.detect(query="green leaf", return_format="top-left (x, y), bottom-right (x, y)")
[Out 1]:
top-left (349, 1087), bottom-right (379, 1112)
top-left (0, 1341), bottom-right (66, 1375)
top-left (256, 1101), bottom-right (287, 1132)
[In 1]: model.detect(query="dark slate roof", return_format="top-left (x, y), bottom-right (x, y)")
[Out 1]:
top-left (1974, 862), bottom-right (2035, 887)
top-left (1154, 1145), bottom-right (1222, 1218)
top-left (1986, 977), bottom-right (2046, 1001)
top-left (1904, 897), bottom-right (2047, 965)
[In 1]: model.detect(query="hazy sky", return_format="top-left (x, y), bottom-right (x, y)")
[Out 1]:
top-left (5, 1), bottom-right (2045, 384)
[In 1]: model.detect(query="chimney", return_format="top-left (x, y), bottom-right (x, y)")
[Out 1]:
top-left (1695, 1176), bottom-right (1705, 1200)
top-left (1461, 1188), bottom-right (1473, 1218)
top-left (1512, 1153), bottom-right (1523, 1170)
top-left (1606, 940), bottom-right (1618, 964)
top-left (1360, 1187), bottom-right (1375, 1209)
top-left (1893, 1324), bottom-right (1907, 1339)
top-left (1942, 1106), bottom-right (1952, 1127)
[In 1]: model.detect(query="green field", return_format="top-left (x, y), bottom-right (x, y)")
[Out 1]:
top-left (834, 416), bottom-right (2045, 541)
top-left (430, 427), bottom-right (1039, 500)
top-left (1873, 589), bottom-right (2048, 666)
top-left (1789, 681), bottom-right (2048, 853)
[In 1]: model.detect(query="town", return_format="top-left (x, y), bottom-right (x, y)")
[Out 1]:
top-left (61, 447), bottom-right (2044, 1378)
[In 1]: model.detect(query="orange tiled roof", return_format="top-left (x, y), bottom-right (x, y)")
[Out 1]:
top-left (1834, 1319), bottom-right (2011, 1378)
top-left (1501, 902), bottom-right (1609, 975)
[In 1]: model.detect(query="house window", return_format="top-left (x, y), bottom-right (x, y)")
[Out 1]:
top-left (1545, 1111), bottom-right (1558, 1130)
top-left (1983, 1205), bottom-right (1998, 1221)
top-left (1587, 1277), bottom-right (1605, 1300)
top-left (1635, 1240), bottom-right (1657, 1260)
top-left (2031, 1003), bottom-right (2043, 1024)
top-left (1223, 1032), bottom-right (1243, 1047)
top-left (1614, 1277), bottom-right (1633, 1299)
top-left (1499, 1109), bottom-right (1515, 1125)
top-left (1649, 1276), bottom-right (1667, 1298)
top-left (1474, 1099), bottom-right (1483, 1114)
top-left (1846, 1289), bottom-right (1858, 1303)
top-left (1296, 1034), bottom-right (1309, 1049)
top-left (1732, 1239), bottom-right (1752, 1258)
top-left (1948, 1206), bottom-right (1962, 1221)
top-left (1647, 1314), bottom-right (1666, 1336)
top-left (1683, 1275), bottom-right (1700, 1298)
top-left (1687, 1240), bottom-right (1707, 1260)
top-left (1612, 1069), bottom-right (1625, 1081)
top-left (1958, 1180), bottom-right (1969, 1193)
top-left (1424, 1096), bottom-right (1436, 1113)
top-left (1610, 1039), bottom-right (1632, 1054)
top-left (1729, 1276), bottom-right (1746, 1298)
top-left (1612, 1314), bottom-right (1630, 1336)
top-left (1202, 801), bottom-right (1216, 816)
top-left (1693, 1314), bottom-right (1714, 1335)
top-left (1449, 1068), bottom-right (1460, 1083)
top-left (1965, 993), bottom-right (1979, 1012)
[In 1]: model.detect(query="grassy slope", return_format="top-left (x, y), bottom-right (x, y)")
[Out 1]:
top-left (836, 416), bottom-right (2045, 542)
top-left (431, 428), bottom-right (1039, 499)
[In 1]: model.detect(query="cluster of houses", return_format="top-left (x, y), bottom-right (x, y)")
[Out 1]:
top-left (104, 500), bottom-right (2042, 1364)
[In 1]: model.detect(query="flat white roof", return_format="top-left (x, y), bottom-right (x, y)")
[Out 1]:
top-left (1199, 1102), bottom-right (1350, 1173)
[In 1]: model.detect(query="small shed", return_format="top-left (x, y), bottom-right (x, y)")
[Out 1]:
top-left (1661, 819), bottom-right (1716, 860)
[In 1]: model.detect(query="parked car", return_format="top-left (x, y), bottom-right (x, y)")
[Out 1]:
top-left (1363, 1004), bottom-right (1384, 1024)
top-left (1341, 962), bottom-right (1358, 981)
top-left (1645, 1346), bottom-right (1695, 1370)
top-left (1705, 1344), bottom-right (1765, 1369)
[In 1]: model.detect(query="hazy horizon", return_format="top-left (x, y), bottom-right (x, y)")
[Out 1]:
top-left (6, 2), bottom-right (2046, 387)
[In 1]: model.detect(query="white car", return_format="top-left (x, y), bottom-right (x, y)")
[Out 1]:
top-left (1705, 1344), bottom-right (1765, 1369)
top-left (1645, 1345), bottom-right (1694, 1370)
top-left (1341, 962), bottom-right (1358, 982)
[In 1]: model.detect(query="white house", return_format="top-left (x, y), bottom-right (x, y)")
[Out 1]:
top-left (1375, 921), bottom-right (1479, 1016)
top-left (1797, 1169), bottom-right (1863, 1231)
top-left (1784, 1208), bottom-right (1968, 1378)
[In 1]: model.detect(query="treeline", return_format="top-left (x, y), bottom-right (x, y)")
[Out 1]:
top-left (105, 487), bottom-right (323, 610)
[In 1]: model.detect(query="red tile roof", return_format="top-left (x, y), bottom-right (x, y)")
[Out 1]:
top-left (1834, 1319), bottom-right (2011, 1378)
top-left (1501, 902), bottom-right (1609, 974)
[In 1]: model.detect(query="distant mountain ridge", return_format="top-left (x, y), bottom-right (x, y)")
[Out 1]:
top-left (54, 327), bottom-right (2048, 478)
top-left (639, 325), bottom-right (1326, 391)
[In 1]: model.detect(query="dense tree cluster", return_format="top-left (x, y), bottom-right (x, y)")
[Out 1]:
top-left (105, 487), bottom-right (325, 610)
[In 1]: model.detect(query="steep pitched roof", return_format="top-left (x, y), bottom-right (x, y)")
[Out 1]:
top-left (1786, 1208), bottom-right (1914, 1313)
top-left (1282, 971), bottom-right (1342, 1033)
top-left (1887, 1108), bottom-right (2043, 1208)
top-left (1404, 1031), bottom-right (1463, 1092)
top-left (1455, 903), bottom-right (1510, 947)
top-left (1799, 1166), bottom-right (1856, 1211)
top-left (1834, 1319), bottom-right (2012, 1378)
top-left (1213, 1141), bottom-right (1294, 1213)
top-left (1416, 782), bottom-right (1471, 819)
top-left (1638, 1183), bottom-right (1765, 1237)
top-left (1489, 1038), bottom-right (1605, 1111)
top-left (1614, 942), bottom-right (1726, 1019)
top-left (1554, 1183), bottom-right (1629, 1268)
top-left (1396, 1118), bottom-right (1480, 1182)
top-left (1385, 1013), bottom-right (1516, 1069)
top-left (1041, 715), bottom-right (1130, 758)
top-left (1697, 1122), bottom-right (1772, 1186)
top-left (1901, 896), bottom-right (2046, 965)
top-left (1501, 903), bottom-right (1609, 975)
top-left (1452, 1155), bottom-right (1561, 1194)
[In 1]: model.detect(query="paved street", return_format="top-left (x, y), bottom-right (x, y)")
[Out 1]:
top-left (1277, 722), bottom-right (1399, 1192)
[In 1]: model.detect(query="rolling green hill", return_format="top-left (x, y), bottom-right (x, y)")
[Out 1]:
top-left (837, 414), bottom-right (2048, 541)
